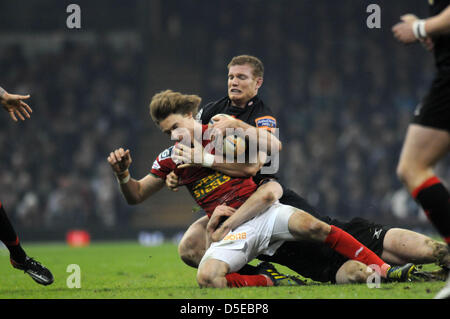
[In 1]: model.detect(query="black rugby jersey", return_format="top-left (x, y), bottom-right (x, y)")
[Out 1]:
top-left (430, 0), bottom-right (450, 71)
top-left (197, 95), bottom-right (279, 184)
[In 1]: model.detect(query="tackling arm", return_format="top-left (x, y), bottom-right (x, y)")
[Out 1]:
top-left (210, 151), bottom-right (267, 177)
top-left (236, 120), bottom-right (282, 154)
top-left (211, 115), bottom-right (282, 154)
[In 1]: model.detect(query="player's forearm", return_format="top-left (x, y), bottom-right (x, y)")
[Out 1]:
top-left (211, 150), bottom-right (266, 177)
top-left (237, 121), bottom-right (282, 154)
top-left (115, 171), bottom-right (154, 205)
top-left (425, 5), bottom-right (450, 36)
top-left (211, 160), bottom-right (262, 177)
top-left (118, 177), bottom-right (144, 205)
top-left (222, 181), bottom-right (283, 231)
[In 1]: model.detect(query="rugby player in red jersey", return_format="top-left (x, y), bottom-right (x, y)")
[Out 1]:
top-left (108, 90), bottom-right (421, 288)
top-left (166, 55), bottom-right (448, 285)
top-left (0, 86), bottom-right (53, 285)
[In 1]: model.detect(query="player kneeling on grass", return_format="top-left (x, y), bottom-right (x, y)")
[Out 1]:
top-left (108, 90), bottom-right (423, 288)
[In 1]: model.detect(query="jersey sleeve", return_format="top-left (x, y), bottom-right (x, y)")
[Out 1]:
top-left (196, 101), bottom-right (216, 125)
top-left (254, 115), bottom-right (277, 132)
top-left (150, 146), bottom-right (177, 180)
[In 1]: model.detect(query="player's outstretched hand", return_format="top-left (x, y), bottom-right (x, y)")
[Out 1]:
top-left (166, 171), bottom-right (179, 192)
top-left (0, 89), bottom-right (32, 122)
top-left (107, 147), bottom-right (132, 175)
top-left (392, 14), bottom-right (419, 44)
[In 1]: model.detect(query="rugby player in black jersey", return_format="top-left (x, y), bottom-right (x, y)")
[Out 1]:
top-left (392, 0), bottom-right (450, 298)
top-left (0, 86), bottom-right (53, 285)
top-left (168, 55), bottom-right (449, 284)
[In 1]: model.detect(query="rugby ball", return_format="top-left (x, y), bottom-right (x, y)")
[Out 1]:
top-left (209, 114), bottom-right (246, 157)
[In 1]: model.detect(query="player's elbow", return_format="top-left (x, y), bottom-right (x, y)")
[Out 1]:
top-left (261, 191), bottom-right (277, 205)
top-left (243, 164), bottom-right (262, 177)
top-left (125, 197), bottom-right (140, 205)
top-left (123, 192), bottom-right (143, 205)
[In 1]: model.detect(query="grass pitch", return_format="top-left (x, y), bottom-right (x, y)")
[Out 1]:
top-left (0, 241), bottom-right (445, 299)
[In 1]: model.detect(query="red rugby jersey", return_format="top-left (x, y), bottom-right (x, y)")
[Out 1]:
top-left (150, 124), bottom-right (257, 217)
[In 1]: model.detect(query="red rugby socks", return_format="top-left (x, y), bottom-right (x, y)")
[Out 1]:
top-left (225, 273), bottom-right (272, 287)
top-left (325, 225), bottom-right (390, 276)
top-left (411, 176), bottom-right (450, 245)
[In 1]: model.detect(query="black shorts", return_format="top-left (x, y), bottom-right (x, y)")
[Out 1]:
top-left (279, 188), bottom-right (319, 216)
top-left (412, 72), bottom-right (450, 132)
top-left (258, 217), bottom-right (390, 283)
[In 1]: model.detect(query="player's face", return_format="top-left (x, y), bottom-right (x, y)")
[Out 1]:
top-left (228, 64), bottom-right (262, 107)
top-left (159, 113), bottom-right (195, 142)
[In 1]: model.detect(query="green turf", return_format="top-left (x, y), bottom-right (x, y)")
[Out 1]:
top-left (0, 241), bottom-right (445, 299)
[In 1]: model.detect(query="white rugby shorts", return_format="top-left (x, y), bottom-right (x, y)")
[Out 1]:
top-left (199, 202), bottom-right (296, 273)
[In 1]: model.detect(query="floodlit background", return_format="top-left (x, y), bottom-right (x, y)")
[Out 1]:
top-left (0, 0), bottom-right (445, 242)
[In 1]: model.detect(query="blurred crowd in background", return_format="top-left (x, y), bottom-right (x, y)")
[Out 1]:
top-left (0, 0), bottom-right (447, 237)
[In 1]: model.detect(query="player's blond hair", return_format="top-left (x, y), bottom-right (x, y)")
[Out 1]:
top-left (228, 55), bottom-right (264, 79)
top-left (149, 90), bottom-right (202, 124)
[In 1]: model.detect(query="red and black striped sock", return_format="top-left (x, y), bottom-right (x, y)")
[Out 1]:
top-left (0, 202), bottom-right (26, 263)
top-left (412, 176), bottom-right (450, 245)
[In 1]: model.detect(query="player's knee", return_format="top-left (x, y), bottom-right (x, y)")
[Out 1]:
top-left (429, 239), bottom-right (450, 267)
top-left (196, 267), bottom-right (220, 288)
top-left (261, 190), bottom-right (277, 205)
top-left (196, 269), bottom-right (211, 288)
top-left (303, 216), bottom-right (329, 241)
top-left (396, 160), bottom-right (430, 188)
top-left (396, 161), bottom-right (409, 184)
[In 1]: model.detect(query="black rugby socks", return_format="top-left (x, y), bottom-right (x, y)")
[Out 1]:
top-left (0, 202), bottom-right (26, 263)
top-left (412, 176), bottom-right (450, 245)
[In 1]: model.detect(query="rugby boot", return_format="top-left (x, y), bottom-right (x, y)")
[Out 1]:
top-left (256, 261), bottom-right (306, 286)
top-left (11, 256), bottom-right (54, 286)
top-left (385, 263), bottom-right (420, 282)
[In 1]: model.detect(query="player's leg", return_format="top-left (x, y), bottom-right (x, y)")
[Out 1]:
top-left (396, 124), bottom-right (450, 245)
top-left (381, 228), bottom-right (450, 267)
top-left (196, 205), bottom-right (305, 288)
top-left (0, 201), bottom-right (26, 263)
top-left (178, 215), bottom-right (209, 268)
top-left (197, 257), bottom-right (278, 288)
top-left (0, 201), bottom-right (53, 285)
top-left (281, 207), bottom-right (415, 280)
top-left (177, 214), bottom-right (261, 275)
top-left (197, 237), bottom-right (275, 288)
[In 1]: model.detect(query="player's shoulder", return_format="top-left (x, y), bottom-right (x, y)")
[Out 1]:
top-left (151, 145), bottom-right (176, 174)
top-left (196, 96), bottom-right (229, 124)
top-left (153, 146), bottom-right (175, 166)
top-left (250, 97), bottom-right (278, 129)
